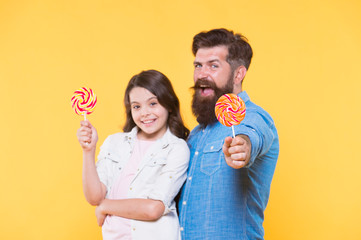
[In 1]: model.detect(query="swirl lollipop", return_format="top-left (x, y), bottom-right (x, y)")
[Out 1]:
top-left (71, 87), bottom-right (97, 120)
top-left (215, 93), bottom-right (246, 137)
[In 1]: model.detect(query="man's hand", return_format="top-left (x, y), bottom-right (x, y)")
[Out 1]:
top-left (222, 135), bottom-right (251, 169)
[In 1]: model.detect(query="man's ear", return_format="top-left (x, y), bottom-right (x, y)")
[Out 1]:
top-left (233, 65), bottom-right (247, 85)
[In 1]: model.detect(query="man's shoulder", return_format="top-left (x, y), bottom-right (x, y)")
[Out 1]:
top-left (241, 92), bottom-right (275, 125)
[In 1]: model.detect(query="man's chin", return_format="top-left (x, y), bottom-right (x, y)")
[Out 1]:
top-left (192, 94), bottom-right (218, 126)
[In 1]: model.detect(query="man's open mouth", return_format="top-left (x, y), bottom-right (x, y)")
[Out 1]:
top-left (199, 84), bottom-right (215, 96)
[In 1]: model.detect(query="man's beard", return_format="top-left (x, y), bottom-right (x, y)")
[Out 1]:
top-left (191, 77), bottom-right (234, 126)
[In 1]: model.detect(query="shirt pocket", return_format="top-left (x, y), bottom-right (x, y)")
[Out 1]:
top-left (104, 152), bottom-right (121, 163)
top-left (200, 140), bottom-right (223, 176)
top-left (138, 157), bottom-right (168, 190)
top-left (96, 151), bottom-right (123, 194)
top-left (146, 157), bottom-right (167, 167)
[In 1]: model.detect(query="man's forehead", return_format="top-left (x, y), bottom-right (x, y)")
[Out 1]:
top-left (195, 46), bottom-right (228, 61)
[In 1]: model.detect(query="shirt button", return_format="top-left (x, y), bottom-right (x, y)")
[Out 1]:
top-left (130, 187), bottom-right (132, 190)
top-left (210, 146), bottom-right (214, 150)
top-left (180, 227), bottom-right (184, 231)
top-left (188, 176), bottom-right (192, 180)
top-left (182, 201), bottom-right (186, 205)
top-left (195, 151), bottom-right (199, 155)
top-left (133, 228), bottom-right (136, 231)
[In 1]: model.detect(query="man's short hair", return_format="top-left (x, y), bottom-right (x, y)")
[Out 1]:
top-left (192, 28), bottom-right (253, 70)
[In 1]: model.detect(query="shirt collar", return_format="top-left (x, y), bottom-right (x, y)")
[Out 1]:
top-left (125, 126), bottom-right (173, 149)
top-left (238, 91), bottom-right (250, 103)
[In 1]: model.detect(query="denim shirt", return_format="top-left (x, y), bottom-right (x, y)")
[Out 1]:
top-left (178, 91), bottom-right (279, 240)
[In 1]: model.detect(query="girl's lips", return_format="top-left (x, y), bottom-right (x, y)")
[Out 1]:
top-left (142, 119), bottom-right (156, 125)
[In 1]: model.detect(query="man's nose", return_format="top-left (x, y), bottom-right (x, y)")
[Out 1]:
top-left (196, 66), bottom-right (210, 79)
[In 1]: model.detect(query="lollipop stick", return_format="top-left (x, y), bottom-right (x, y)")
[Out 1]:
top-left (83, 112), bottom-right (89, 145)
top-left (232, 125), bottom-right (235, 138)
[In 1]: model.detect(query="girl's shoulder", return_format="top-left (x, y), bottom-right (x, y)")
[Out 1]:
top-left (105, 131), bottom-right (127, 141)
top-left (102, 129), bottom-right (136, 148)
top-left (164, 129), bottom-right (189, 151)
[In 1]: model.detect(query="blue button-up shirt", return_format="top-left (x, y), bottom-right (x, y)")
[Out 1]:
top-left (178, 91), bottom-right (279, 240)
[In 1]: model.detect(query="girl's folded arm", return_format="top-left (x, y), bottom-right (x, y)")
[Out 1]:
top-left (97, 198), bottom-right (165, 221)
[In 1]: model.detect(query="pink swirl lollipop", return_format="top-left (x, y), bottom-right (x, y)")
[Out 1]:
top-left (215, 93), bottom-right (246, 137)
top-left (71, 87), bottom-right (97, 120)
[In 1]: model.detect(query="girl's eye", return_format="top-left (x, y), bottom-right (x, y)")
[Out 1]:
top-left (132, 105), bottom-right (140, 109)
top-left (150, 102), bottom-right (157, 106)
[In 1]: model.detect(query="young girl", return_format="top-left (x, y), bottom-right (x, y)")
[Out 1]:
top-left (77, 70), bottom-right (190, 240)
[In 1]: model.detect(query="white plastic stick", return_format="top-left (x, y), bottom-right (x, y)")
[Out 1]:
top-left (232, 125), bottom-right (235, 138)
top-left (83, 112), bottom-right (89, 145)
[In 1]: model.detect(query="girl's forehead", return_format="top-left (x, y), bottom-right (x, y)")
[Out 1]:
top-left (129, 87), bottom-right (157, 102)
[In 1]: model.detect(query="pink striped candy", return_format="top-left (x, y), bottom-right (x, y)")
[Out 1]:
top-left (71, 87), bottom-right (97, 116)
top-left (215, 93), bottom-right (246, 127)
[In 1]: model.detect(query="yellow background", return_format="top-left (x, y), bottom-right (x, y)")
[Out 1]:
top-left (1, 0), bottom-right (361, 239)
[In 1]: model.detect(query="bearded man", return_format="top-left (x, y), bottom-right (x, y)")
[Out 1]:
top-left (178, 28), bottom-right (280, 240)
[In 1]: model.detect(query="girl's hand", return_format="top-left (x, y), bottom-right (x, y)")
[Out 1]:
top-left (95, 204), bottom-right (106, 226)
top-left (76, 120), bottom-right (98, 151)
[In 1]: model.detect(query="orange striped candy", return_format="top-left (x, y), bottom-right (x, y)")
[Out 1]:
top-left (215, 93), bottom-right (246, 127)
top-left (71, 87), bottom-right (97, 116)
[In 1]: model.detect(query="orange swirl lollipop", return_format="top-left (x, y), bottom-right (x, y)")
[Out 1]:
top-left (71, 87), bottom-right (97, 120)
top-left (215, 93), bottom-right (246, 137)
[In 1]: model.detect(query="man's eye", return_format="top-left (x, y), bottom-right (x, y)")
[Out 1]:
top-left (194, 64), bottom-right (202, 68)
top-left (211, 64), bottom-right (219, 68)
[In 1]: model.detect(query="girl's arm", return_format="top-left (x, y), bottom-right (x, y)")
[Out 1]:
top-left (77, 120), bottom-right (107, 205)
top-left (94, 139), bottom-right (190, 226)
top-left (95, 198), bottom-right (165, 226)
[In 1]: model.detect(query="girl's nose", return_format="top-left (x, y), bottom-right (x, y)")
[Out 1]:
top-left (141, 106), bottom-right (150, 116)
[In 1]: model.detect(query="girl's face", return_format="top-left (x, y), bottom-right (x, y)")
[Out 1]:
top-left (129, 87), bottom-right (169, 141)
